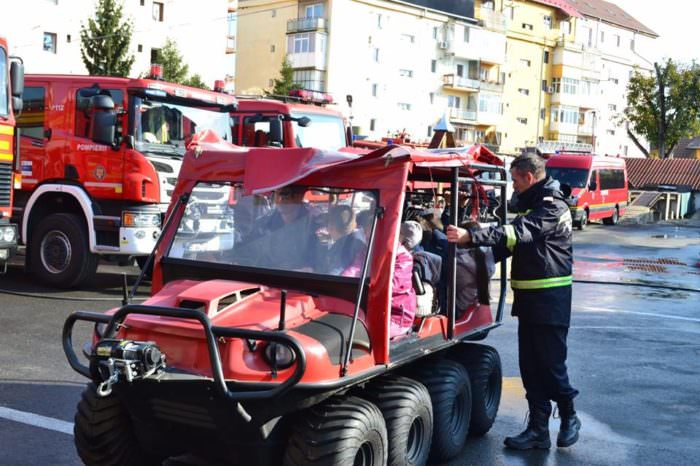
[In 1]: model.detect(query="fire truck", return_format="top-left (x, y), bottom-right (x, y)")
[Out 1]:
top-left (14, 67), bottom-right (237, 287)
top-left (0, 36), bottom-right (23, 272)
top-left (230, 89), bottom-right (350, 151)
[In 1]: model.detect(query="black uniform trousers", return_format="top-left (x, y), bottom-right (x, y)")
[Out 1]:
top-left (518, 322), bottom-right (579, 404)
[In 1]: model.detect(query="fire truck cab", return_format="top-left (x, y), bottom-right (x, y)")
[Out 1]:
top-left (15, 72), bottom-right (237, 287)
top-left (0, 36), bottom-right (23, 271)
top-left (230, 90), bottom-right (349, 152)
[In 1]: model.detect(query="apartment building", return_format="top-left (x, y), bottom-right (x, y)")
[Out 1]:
top-left (237, 0), bottom-right (507, 147)
top-left (6, 0), bottom-right (235, 87)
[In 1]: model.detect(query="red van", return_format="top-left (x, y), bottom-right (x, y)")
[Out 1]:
top-left (546, 153), bottom-right (628, 229)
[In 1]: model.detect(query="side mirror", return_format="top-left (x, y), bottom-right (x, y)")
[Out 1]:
top-left (89, 94), bottom-right (117, 146)
top-left (10, 60), bottom-right (24, 97)
top-left (269, 116), bottom-right (283, 147)
top-left (296, 116), bottom-right (311, 127)
top-left (588, 181), bottom-right (597, 191)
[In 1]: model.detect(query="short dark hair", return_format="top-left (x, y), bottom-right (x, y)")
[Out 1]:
top-left (328, 205), bottom-right (356, 235)
top-left (511, 154), bottom-right (546, 179)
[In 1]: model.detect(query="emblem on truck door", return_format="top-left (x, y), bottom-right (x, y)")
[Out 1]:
top-left (94, 165), bottom-right (106, 181)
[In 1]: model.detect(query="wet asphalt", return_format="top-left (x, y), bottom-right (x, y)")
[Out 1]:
top-left (0, 220), bottom-right (699, 465)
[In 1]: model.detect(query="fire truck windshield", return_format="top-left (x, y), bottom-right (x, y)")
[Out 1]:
top-left (0, 48), bottom-right (8, 117)
top-left (291, 112), bottom-right (346, 151)
top-left (546, 167), bottom-right (590, 189)
top-left (133, 96), bottom-right (231, 156)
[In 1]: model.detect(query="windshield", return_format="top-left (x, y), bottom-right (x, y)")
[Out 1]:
top-left (133, 96), bottom-right (232, 156)
top-left (291, 111), bottom-right (346, 151)
top-left (0, 48), bottom-right (8, 117)
top-left (546, 167), bottom-right (589, 189)
top-left (167, 182), bottom-right (377, 278)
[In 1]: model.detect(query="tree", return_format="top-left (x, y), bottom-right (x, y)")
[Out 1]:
top-left (183, 74), bottom-right (208, 90)
top-left (80, 0), bottom-right (135, 77)
top-left (625, 60), bottom-right (700, 158)
top-left (271, 57), bottom-right (301, 95)
top-left (155, 39), bottom-right (189, 83)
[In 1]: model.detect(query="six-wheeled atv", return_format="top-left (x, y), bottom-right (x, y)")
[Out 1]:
top-left (63, 141), bottom-right (508, 465)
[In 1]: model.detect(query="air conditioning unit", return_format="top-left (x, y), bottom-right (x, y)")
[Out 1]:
top-left (438, 41), bottom-right (449, 50)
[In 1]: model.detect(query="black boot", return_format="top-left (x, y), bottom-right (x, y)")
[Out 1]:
top-left (557, 399), bottom-right (581, 447)
top-left (504, 400), bottom-right (552, 450)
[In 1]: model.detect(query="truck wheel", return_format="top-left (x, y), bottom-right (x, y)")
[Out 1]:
top-left (30, 213), bottom-right (99, 288)
top-left (284, 396), bottom-right (387, 466)
top-left (74, 383), bottom-right (162, 466)
top-left (414, 359), bottom-right (471, 463)
top-left (449, 344), bottom-right (502, 436)
top-left (577, 210), bottom-right (588, 230)
top-left (603, 207), bottom-right (619, 225)
top-left (364, 375), bottom-right (433, 466)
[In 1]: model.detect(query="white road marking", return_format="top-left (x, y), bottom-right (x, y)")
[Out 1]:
top-left (578, 305), bottom-right (700, 323)
top-left (0, 406), bottom-right (74, 436)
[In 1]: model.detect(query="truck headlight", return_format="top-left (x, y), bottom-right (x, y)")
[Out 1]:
top-left (122, 211), bottom-right (161, 228)
top-left (263, 343), bottom-right (296, 369)
top-left (1, 226), bottom-right (17, 243)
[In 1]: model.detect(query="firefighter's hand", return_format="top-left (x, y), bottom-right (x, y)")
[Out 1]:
top-left (446, 225), bottom-right (471, 244)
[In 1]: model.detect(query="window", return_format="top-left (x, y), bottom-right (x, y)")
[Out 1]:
top-left (610, 77), bottom-right (619, 85)
top-left (608, 104), bottom-right (617, 111)
top-left (600, 31), bottom-right (604, 43)
top-left (74, 87), bottom-right (124, 138)
top-left (397, 103), bottom-right (411, 111)
top-left (543, 16), bottom-right (552, 29)
top-left (427, 126), bottom-right (432, 137)
top-left (520, 58), bottom-right (531, 67)
top-left (599, 169), bottom-right (625, 189)
top-left (430, 59), bottom-right (436, 73)
top-left (377, 13), bottom-right (383, 29)
top-left (522, 23), bottom-right (533, 31)
top-left (540, 108), bottom-right (546, 120)
top-left (140, 0), bottom-right (145, 5)
top-left (447, 95), bottom-right (461, 108)
top-left (17, 87), bottom-right (46, 139)
top-left (370, 119), bottom-right (376, 131)
top-left (562, 77), bottom-right (579, 95)
top-left (518, 88), bottom-right (530, 96)
top-left (543, 50), bottom-right (550, 64)
top-left (399, 69), bottom-right (413, 78)
top-left (286, 32), bottom-right (326, 54)
top-left (373, 48), bottom-right (380, 62)
top-left (615, 34), bottom-right (621, 47)
top-left (43, 32), bottom-right (57, 53)
top-left (482, 0), bottom-right (495, 10)
top-left (271, 9), bottom-right (276, 17)
top-left (557, 106), bottom-right (578, 124)
top-left (479, 94), bottom-right (502, 114)
top-left (606, 129), bottom-right (616, 136)
top-left (630, 39), bottom-right (635, 51)
top-left (433, 27), bottom-right (439, 40)
top-left (456, 64), bottom-right (464, 77)
top-left (371, 83), bottom-right (378, 97)
top-left (400, 34), bottom-right (415, 44)
top-left (152, 2), bottom-right (164, 21)
top-left (542, 79), bottom-right (548, 92)
top-left (150, 48), bottom-right (160, 64)
top-left (270, 44), bottom-right (275, 52)
top-left (305, 3), bottom-right (324, 18)
top-left (429, 92), bottom-right (434, 104)
top-left (517, 117), bottom-right (528, 125)
top-left (463, 27), bottom-right (470, 42)
top-left (552, 77), bottom-right (561, 93)
top-left (562, 21), bottom-right (571, 34)
top-left (66, 34), bottom-right (71, 43)
top-left (0, 50), bottom-right (6, 117)
top-left (137, 44), bottom-right (143, 52)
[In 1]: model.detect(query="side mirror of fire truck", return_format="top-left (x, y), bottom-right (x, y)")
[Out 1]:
top-left (269, 116), bottom-right (283, 147)
top-left (296, 116), bottom-right (311, 127)
top-left (9, 59), bottom-right (24, 114)
top-left (89, 94), bottom-right (117, 147)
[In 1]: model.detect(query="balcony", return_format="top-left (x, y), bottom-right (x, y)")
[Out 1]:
top-left (578, 123), bottom-right (594, 136)
top-left (443, 74), bottom-right (480, 92)
top-left (226, 35), bottom-right (236, 54)
top-left (288, 51), bottom-right (327, 70)
top-left (476, 111), bottom-right (502, 127)
top-left (293, 79), bottom-right (326, 92)
top-left (449, 108), bottom-right (477, 122)
top-left (478, 9), bottom-right (507, 33)
top-left (480, 80), bottom-right (504, 93)
top-left (287, 17), bottom-right (327, 34)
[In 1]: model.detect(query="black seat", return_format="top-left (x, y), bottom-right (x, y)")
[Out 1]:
top-left (293, 313), bottom-right (371, 365)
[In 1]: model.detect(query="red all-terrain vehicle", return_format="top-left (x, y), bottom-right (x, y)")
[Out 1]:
top-left (63, 139), bottom-right (508, 465)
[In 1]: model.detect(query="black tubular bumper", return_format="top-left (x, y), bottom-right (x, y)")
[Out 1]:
top-left (62, 305), bottom-right (307, 402)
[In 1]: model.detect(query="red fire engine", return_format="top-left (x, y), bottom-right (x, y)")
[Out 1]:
top-left (0, 36), bottom-right (23, 272)
top-left (14, 67), bottom-right (237, 287)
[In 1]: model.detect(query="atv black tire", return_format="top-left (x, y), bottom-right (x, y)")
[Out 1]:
top-left (365, 375), bottom-right (433, 466)
top-left (449, 344), bottom-right (502, 436)
top-left (74, 383), bottom-right (162, 466)
top-left (414, 359), bottom-right (471, 463)
top-left (30, 213), bottom-right (99, 288)
top-left (284, 396), bottom-right (388, 466)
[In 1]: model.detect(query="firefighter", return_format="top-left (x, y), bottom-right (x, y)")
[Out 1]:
top-left (446, 153), bottom-right (581, 449)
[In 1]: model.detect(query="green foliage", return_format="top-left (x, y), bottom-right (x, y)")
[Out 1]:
top-left (183, 74), bottom-right (208, 90)
top-left (625, 60), bottom-right (700, 158)
top-left (155, 39), bottom-right (189, 83)
top-left (272, 57), bottom-right (301, 95)
top-left (80, 0), bottom-right (135, 77)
